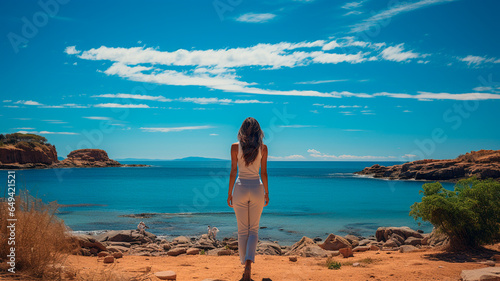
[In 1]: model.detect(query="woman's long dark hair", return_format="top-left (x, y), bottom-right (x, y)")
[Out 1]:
top-left (237, 117), bottom-right (264, 166)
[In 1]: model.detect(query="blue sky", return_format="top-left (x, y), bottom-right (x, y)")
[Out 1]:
top-left (1, 0), bottom-right (499, 160)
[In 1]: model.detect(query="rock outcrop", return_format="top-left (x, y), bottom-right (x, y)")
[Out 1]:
top-left (355, 150), bottom-right (500, 181)
top-left (0, 143), bottom-right (58, 169)
top-left (53, 149), bottom-right (122, 168)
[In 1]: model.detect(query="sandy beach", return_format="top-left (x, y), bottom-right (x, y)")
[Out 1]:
top-left (61, 245), bottom-right (499, 281)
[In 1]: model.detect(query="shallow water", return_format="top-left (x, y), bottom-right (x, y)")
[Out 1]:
top-left (1, 161), bottom-right (454, 245)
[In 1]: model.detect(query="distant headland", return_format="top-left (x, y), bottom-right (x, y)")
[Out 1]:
top-left (355, 149), bottom-right (500, 182)
top-left (0, 133), bottom-right (147, 169)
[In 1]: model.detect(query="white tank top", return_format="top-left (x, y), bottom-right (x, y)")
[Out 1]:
top-left (237, 142), bottom-right (262, 180)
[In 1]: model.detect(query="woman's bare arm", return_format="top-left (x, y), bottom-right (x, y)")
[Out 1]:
top-left (261, 144), bottom-right (269, 206)
top-left (227, 143), bottom-right (238, 207)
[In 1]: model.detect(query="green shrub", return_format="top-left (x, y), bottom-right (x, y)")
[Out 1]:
top-left (326, 258), bottom-right (341, 270)
top-left (410, 177), bottom-right (500, 249)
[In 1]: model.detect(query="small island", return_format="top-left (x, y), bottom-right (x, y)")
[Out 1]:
top-left (355, 149), bottom-right (500, 182)
top-left (0, 133), bottom-right (147, 169)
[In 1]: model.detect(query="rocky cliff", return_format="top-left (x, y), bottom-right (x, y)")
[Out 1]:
top-left (0, 143), bottom-right (59, 169)
top-left (53, 149), bottom-right (122, 168)
top-left (0, 133), bottom-right (147, 169)
top-left (355, 150), bottom-right (500, 181)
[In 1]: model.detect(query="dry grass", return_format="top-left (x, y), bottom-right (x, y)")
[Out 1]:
top-left (0, 190), bottom-right (78, 279)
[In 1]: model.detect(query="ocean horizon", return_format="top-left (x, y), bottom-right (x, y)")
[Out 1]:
top-left (1, 160), bottom-right (453, 245)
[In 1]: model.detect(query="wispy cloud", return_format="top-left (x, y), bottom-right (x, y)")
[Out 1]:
top-left (83, 116), bottom-right (111, 120)
top-left (236, 13), bottom-right (276, 23)
top-left (295, 79), bottom-right (348, 84)
top-left (140, 126), bottom-right (213, 133)
top-left (459, 55), bottom-right (500, 67)
top-left (380, 44), bottom-right (424, 62)
top-left (93, 103), bottom-right (153, 108)
top-left (177, 97), bottom-right (272, 105)
top-left (278, 125), bottom-right (317, 128)
top-left (307, 149), bottom-right (396, 160)
top-left (350, 0), bottom-right (457, 33)
top-left (374, 91), bottom-right (500, 100)
top-left (15, 100), bottom-right (43, 106)
top-left (91, 93), bottom-right (172, 102)
top-left (268, 155), bottom-right (305, 160)
top-left (17, 130), bottom-right (79, 135)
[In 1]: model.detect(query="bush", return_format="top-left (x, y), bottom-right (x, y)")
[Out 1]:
top-left (410, 177), bottom-right (500, 249)
top-left (325, 258), bottom-right (341, 270)
top-left (0, 190), bottom-right (77, 279)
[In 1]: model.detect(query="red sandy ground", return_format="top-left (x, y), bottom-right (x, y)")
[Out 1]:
top-left (60, 245), bottom-right (500, 281)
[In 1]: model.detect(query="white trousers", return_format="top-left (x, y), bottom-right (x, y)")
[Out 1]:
top-left (232, 178), bottom-right (265, 265)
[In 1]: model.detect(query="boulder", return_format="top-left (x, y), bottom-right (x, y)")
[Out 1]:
top-left (97, 251), bottom-right (109, 257)
top-left (103, 256), bottom-right (114, 263)
top-left (399, 245), bottom-right (418, 253)
top-left (173, 236), bottom-right (191, 244)
top-left (318, 234), bottom-right (352, 251)
top-left (289, 256), bottom-right (298, 262)
top-left (112, 252), bottom-right (123, 259)
top-left (339, 247), bottom-right (353, 258)
top-left (383, 239), bottom-right (398, 248)
top-left (96, 230), bottom-right (156, 244)
top-left (284, 236), bottom-right (327, 257)
top-left (353, 246), bottom-right (370, 252)
top-left (186, 248), bottom-right (200, 255)
top-left (370, 244), bottom-right (380, 251)
top-left (257, 241), bottom-right (282, 255)
top-left (376, 227), bottom-right (423, 242)
top-left (217, 249), bottom-right (232, 256)
top-left (460, 267), bottom-right (500, 281)
top-left (155, 271), bottom-right (177, 280)
top-left (167, 248), bottom-right (186, 256)
top-left (404, 237), bottom-right (422, 246)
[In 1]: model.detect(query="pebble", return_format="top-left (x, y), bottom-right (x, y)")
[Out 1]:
top-left (353, 262), bottom-right (360, 267)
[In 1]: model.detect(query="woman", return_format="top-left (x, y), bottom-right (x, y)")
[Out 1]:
top-left (227, 117), bottom-right (269, 281)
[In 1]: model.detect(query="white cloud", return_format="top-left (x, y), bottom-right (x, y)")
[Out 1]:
top-left (17, 130), bottom-right (78, 135)
top-left (278, 125), bottom-right (317, 128)
top-left (236, 13), bottom-right (276, 23)
top-left (177, 97), bottom-right (272, 105)
top-left (342, 1), bottom-right (361, 9)
top-left (343, 129), bottom-right (364, 131)
top-left (403, 110), bottom-right (412, 112)
top-left (13, 127), bottom-right (35, 130)
top-left (350, 0), bottom-right (458, 33)
top-left (64, 46), bottom-right (80, 55)
top-left (308, 149), bottom-right (396, 160)
top-left (93, 103), bottom-right (152, 108)
top-left (40, 103), bottom-right (89, 108)
top-left (92, 93), bottom-right (172, 102)
top-left (15, 100), bottom-right (43, 106)
top-left (295, 79), bottom-right (348, 84)
top-left (209, 133), bottom-right (219, 136)
top-left (380, 44), bottom-right (421, 62)
top-left (402, 154), bottom-right (417, 158)
top-left (3, 100), bottom-right (12, 102)
top-left (140, 126), bottom-right (213, 133)
top-left (83, 116), bottom-right (111, 120)
top-left (374, 91), bottom-right (500, 100)
top-left (459, 55), bottom-right (499, 67)
top-left (4, 105), bottom-right (19, 108)
top-left (268, 155), bottom-right (305, 160)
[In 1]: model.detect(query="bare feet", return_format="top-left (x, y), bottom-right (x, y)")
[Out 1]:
top-left (242, 260), bottom-right (252, 281)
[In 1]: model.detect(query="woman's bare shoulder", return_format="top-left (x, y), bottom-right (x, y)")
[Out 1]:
top-left (231, 142), bottom-right (238, 150)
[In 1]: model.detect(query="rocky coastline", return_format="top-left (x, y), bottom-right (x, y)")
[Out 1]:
top-left (355, 149), bottom-right (500, 182)
top-left (71, 226), bottom-right (449, 260)
top-left (0, 146), bottom-right (147, 169)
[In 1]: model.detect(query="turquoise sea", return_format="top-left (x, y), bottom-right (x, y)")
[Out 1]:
top-left (1, 161), bottom-right (454, 245)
